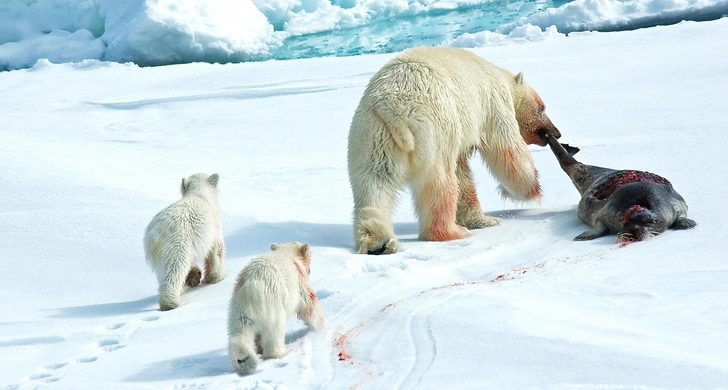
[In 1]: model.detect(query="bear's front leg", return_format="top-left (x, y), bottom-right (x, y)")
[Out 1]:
top-left (414, 171), bottom-right (471, 242)
top-left (185, 265), bottom-right (202, 287)
top-left (297, 290), bottom-right (326, 331)
top-left (298, 305), bottom-right (326, 331)
top-left (354, 207), bottom-right (399, 255)
top-left (203, 239), bottom-right (226, 284)
top-left (455, 152), bottom-right (500, 229)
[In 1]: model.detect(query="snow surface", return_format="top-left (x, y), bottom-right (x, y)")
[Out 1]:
top-left (1, 0), bottom-right (728, 70)
top-left (1, 14), bottom-right (728, 390)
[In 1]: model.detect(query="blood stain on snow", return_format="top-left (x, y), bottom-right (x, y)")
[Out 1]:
top-left (335, 332), bottom-right (352, 362)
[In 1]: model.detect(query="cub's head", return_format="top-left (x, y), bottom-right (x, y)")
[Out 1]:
top-left (271, 241), bottom-right (312, 274)
top-left (180, 173), bottom-right (219, 196)
top-left (512, 73), bottom-right (560, 146)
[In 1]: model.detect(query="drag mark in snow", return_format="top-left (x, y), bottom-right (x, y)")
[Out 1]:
top-left (334, 283), bottom-right (485, 389)
top-left (335, 253), bottom-right (607, 388)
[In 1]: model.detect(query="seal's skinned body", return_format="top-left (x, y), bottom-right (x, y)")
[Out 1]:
top-left (546, 136), bottom-right (696, 243)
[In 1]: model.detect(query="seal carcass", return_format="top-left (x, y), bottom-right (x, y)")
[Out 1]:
top-left (545, 134), bottom-right (696, 243)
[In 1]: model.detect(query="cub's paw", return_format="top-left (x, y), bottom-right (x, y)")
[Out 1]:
top-left (202, 272), bottom-right (225, 284)
top-left (185, 266), bottom-right (202, 287)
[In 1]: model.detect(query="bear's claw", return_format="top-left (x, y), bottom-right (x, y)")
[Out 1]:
top-left (367, 245), bottom-right (388, 255)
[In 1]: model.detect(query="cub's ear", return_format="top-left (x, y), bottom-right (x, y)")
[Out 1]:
top-left (270, 243), bottom-right (280, 251)
top-left (515, 72), bottom-right (524, 85)
top-left (299, 243), bottom-right (310, 259)
top-left (180, 178), bottom-right (188, 194)
top-left (208, 173), bottom-right (219, 187)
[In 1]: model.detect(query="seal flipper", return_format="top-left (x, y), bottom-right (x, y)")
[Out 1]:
top-left (574, 223), bottom-right (609, 241)
top-left (561, 143), bottom-right (580, 157)
top-left (671, 216), bottom-right (697, 230)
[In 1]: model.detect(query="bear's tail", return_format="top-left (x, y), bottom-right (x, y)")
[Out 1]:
top-left (228, 333), bottom-right (259, 376)
top-left (373, 101), bottom-right (415, 152)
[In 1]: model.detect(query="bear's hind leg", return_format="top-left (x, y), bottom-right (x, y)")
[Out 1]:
top-left (158, 261), bottom-right (189, 311)
top-left (203, 238), bottom-right (226, 284)
top-left (413, 167), bottom-right (471, 242)
top-left (456, 152), bottom-right (500, 229)
top-left (229, 330), bottom-right (259, 376)
top-left (259, 318), bottom-right (289, 359)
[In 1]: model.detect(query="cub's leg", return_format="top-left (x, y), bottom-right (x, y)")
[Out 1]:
top-left (203, 238), bottom-right (226, 284)
top-left (297, 284), bottom-right (326, 330)
top-left (228, 328), bottom-right (259, 376)
top-left (259, 317), bottom-right (289, 359)
top-left (158, 260), bottom-right (190, 311)
top-left (455, 152), bottom-right (499, 229)
top-left (185, 265), bottom-right (202, 287)
top-left (254, 334), bottom-right (263, 355)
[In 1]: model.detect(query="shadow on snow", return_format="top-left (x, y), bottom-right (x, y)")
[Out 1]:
top-left (47, 295), bottom-right (159, 319)
top-left (125, 328), bottom-right (310, 382)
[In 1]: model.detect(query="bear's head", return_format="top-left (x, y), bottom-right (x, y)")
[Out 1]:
top-left (513, 73), bottom-right (560, 146)
top-left (271, 241), bottom-right (312, 274)
top-left (180, 173), bottom-right (219, 196)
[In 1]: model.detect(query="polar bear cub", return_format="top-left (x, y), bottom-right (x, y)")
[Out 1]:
top-left (228, 242), bottom-right (325, 376)
top-left (144, 173), bottom-right (225, 311)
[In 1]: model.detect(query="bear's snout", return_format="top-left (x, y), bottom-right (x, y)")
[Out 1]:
top-left (537, 126), bottom-right (560, 146)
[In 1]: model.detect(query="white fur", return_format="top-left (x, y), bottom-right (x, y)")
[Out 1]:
top-left (228, 242), bottom-right (325, 376)
top-left (143, 173), bottom-right (225, 311)
top-left (348, 46), bottom-right (558, 254)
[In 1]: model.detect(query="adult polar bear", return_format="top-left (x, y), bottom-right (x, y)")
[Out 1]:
top-left (348, 46), bottom-right (560, 255)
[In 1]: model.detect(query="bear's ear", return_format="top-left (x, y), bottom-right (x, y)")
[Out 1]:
top-left (515, 72), bottom-right (524, 85)
top-left (208, 173), bottom-right (219, 187)
top-left (270, 243), bottom-right (280, 251)
top-left (299, 243), bottom-right (310, 260)
top-left (180, 178), bottom-right (188, 194)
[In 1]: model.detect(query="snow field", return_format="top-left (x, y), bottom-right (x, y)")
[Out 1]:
top-left (1, 17), bottom-right (727, 389)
